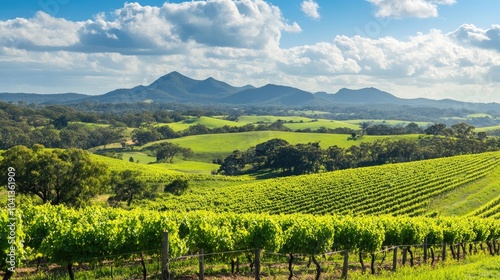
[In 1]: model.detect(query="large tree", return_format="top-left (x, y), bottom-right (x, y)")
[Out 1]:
top-left (151, 142), bottom-right (193, 163)
top-left (109, 170), bottom-right (153, 206)
top-left (0, 145), bottom-right (108, 207)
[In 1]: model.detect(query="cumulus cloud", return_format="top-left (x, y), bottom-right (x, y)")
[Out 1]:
top-left (0, 0), bottom-right (300, 54)
top-left (301, 0), bottom-right (320, 19)
top-left (367, 0), bottom-right (456, 19)
top-left (448, 24), bottom-right (500, 52)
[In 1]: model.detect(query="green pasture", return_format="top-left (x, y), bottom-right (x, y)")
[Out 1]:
top-left (159, 116), bottom-right (245, 131)
top-left (343, 119), bottom-right (432, 127)
top-left (144, 131), bottom-right (421, 162)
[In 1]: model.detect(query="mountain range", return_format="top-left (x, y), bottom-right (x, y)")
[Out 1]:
top-left (1, 71), bottom-right (499, 112)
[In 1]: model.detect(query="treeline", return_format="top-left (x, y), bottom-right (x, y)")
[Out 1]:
top-left (131, 121), bottom-right (296, 145)
top-left (217, 124), bottom-right (500, 175)
top-left (0, 145), bottom-right (155, 208)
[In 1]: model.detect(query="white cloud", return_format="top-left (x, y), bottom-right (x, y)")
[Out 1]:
top-left (0, 1), bottom-right (300, 54)
top-left (0, 1), bottom-right (498, 103)
top-left (301, 0), bottom-right (320, 19)
top-left (367, 0), bottom-right (456, 19)
top-left (448, 24), bottom-right (500, 52)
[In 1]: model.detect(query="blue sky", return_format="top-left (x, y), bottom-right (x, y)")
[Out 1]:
top-left (0, 0), bottom-right (499, 102)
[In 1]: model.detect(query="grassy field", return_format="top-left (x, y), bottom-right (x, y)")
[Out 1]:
top-left (343, 119), bottom-right (432, 127)
top-left (162, 116), bottom-right (247, 131)
top-left (352, 253), bottom-right (500, 280)
top-left (426, 165), bottom-right (500, 216)
top-left (160, 115), bottom-right (360, 132)
top-left (143, 131), bottom-right (421, 162)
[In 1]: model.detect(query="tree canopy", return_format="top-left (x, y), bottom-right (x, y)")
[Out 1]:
top-left (0, 145), bottom-right (108, 207)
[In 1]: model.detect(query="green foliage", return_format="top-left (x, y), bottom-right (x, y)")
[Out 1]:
top-left (164, 179), bottom-right (189, 195)
top-left (0, 145), bottom-right (108, 207)
top-left (13, 203), bottom-right (500, 276)
top-left (109, 170), bottom-right (152, 206)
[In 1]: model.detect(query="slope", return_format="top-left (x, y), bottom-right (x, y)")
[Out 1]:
top-left (144, 151), bottom-right (500, 216)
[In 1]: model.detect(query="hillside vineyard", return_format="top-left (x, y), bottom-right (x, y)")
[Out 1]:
top-left (150, 152), bottom-right (500, 216)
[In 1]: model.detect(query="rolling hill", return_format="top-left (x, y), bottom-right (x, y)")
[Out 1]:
top-left (143, 151), bottom-right (500, 217)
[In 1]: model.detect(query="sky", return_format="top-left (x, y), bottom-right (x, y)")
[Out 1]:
top-left (0, 0), bottom-right (499, 103)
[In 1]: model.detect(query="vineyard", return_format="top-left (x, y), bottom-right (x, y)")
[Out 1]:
top-left (146, 152), bottom-right (500, 216)
top-left (2, 204), bottom-right (500, 279)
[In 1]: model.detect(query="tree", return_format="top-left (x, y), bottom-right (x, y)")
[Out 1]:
top-left (0, 145), bottom-right (108, 207)
top-left (450, 122), bottom-right (475, 139)
top-left (132, 127), bottom-right (161, 146)
top-left (109, 170), bottom-right (149, 206)
top-left (218, 150), bottom-right (247, 175)
top-left (89, 127), bottom-right (122, 148)
top-left (255, 138), bottom-right (290, 167)
top-left (151, 142), bottom-right (193, 163)
top-left (156, 125), bottom-right (181, 139)
top-left (164, 179), bottom-right (189, 195)
top-left (477, 131), bottom-right (488, 141)
top-left (424, 123), bottom-right (446, 136)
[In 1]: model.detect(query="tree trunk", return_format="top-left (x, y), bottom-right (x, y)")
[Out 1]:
top-left (487, 242), bottom-right (494, 256)
top-left (140, 252), bottom-right (147, 280)
top-left (450, 244), bottom-right (456, 259)
top-left (402, 247), bottom-right (407, 265)
top-left (236, 257), bottom-right (240, 273)
top-left (430, 247), bottom-right (435, 265)
top-left (370, 253), bottom-right (376, 274)
top-left (67, 262), bottom-right (75, 280)
top-left (247, 254), bottom-right (254, 272)
top-left (288, 254), bottom-right (294, 280)
top-left (2, 269), bottom-right (13, 280)
top-left (311, 255), bottom-right (321, 280)
top-left (407, 247), bottom-right (414, 267)
top-left (231, 259), bottom-right (235, 274)
top-left (359, 251), bottom-right (365, 273)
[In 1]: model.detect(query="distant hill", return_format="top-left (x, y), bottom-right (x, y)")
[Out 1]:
top-left (0, 92), bottom-right (87, 104)
top-left (2, 71), bottom-right (500, 113)
top-left (316, 87), bottom-right (400, 104)
top-left (224, 84), bottom-right (315, 105)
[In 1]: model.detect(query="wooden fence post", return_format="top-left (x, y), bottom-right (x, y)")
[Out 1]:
top-left (255, 249), bottom-right (261, 280)
top-left (162, 231), bottom-right (170, 280)
top-left (392, 246), bottom-right (398, 271)
top-left (199, 248), bottom-right (205, 280)
top-left (342, 250), bottom-right (349, 279)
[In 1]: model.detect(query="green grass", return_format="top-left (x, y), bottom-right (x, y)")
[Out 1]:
top-left (237, 115), bottom-right (313, 124)
top-left (70, 121), bottom-right (111, 128)
top-left (283, 119), bottom-right (360, 130)
top-left (159, 160), bottom-right (220, 175)
top-left (343, 119), bottom-right (432, 127)
top-left (121, 151), bottom-right (156, 164)
top-left (426, 165), bottom-right (500, 216)
top-left (143, 131), bottom-right (421, 162)
top-left (467, 113), bottom-right (493, 118)
top-left (160, 116), bottom-right (245, 131)
top-left (90, 153), bottom-right (247, 184)
top-left (352, 253), bottom-right (500, 280)
top-left (476, 125), bottom-right (500, 132)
